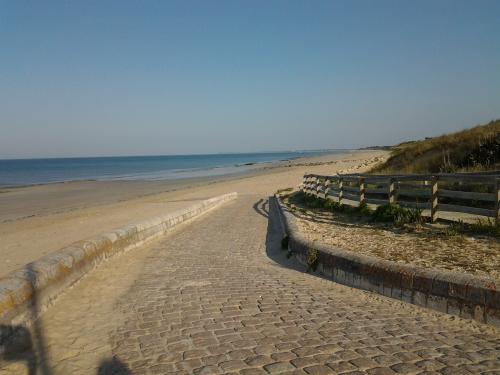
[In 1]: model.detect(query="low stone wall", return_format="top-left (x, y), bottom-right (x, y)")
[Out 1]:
top-left (0, 193), bottom-right (237, 327)
top-left (273, 195), bottom-right (499, 327)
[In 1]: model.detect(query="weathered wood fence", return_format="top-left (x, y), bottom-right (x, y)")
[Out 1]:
top-left (302, 172), bottom-right (500, 222)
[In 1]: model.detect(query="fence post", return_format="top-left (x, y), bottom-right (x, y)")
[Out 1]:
top-left (495, 178), bottom-right (500, 221)
top-left (359, 177), bottom-right (365, 207)
top-left (430, 176), bottom-right (438, 223)
top-left (324, 178), bottom-right (330, 200)
top-left (338, 177), bottom-right (343, 204)
top-left (388, 177), bottom-right (395, 205)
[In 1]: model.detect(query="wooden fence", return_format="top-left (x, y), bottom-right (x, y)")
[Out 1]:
top-left (301, 172), bottom-right (500, 222)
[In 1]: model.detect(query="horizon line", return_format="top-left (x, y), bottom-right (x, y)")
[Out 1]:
top-left (0, 148), bottom-right (354, 162)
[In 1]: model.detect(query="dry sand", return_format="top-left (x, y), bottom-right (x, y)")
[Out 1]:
top-left (0, 150), bottom-right (387, 277)
top-left (289, 206), bottom-right (500, 280)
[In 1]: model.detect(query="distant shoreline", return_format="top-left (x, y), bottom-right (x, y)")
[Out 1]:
top-left (0, 150), bottom-right (353, 190)
top-left (0, 149), bottom-right (386, 277)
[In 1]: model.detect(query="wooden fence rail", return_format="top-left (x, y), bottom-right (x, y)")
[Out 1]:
top-left (301, 172), bottom-right (500, 223)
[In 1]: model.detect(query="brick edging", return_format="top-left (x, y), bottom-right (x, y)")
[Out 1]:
top-left (273, 195), bottom-right (499, 327)
top-left (0, 192), bottom-right (238, 326)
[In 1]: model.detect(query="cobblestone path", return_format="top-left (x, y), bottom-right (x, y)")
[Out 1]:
top-left (1, 195), bottom-right (500, 375)
top-left (107, 195), bottom-right (499, 375)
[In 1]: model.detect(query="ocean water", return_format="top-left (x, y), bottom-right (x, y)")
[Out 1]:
top-left (0, 151), bottom-right (341, 187)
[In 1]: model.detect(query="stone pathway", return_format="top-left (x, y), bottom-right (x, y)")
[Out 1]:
top-left (1, 195), bottom-right (500, 374)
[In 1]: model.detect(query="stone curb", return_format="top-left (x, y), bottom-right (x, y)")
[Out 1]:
top-left (273, 195), bottom-right (499, 327)
top-left (0, 192), bottom-right (238, 326)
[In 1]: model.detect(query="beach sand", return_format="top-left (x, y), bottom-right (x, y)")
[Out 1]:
top-left (0, 150), bottom-right (387, 277)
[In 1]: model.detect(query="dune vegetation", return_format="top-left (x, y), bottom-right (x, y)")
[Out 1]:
top-left (371, 119), bottom-right (499, 174)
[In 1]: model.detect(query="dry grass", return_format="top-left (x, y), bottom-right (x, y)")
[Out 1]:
top-left (371, 120), bottom-right (500, 174)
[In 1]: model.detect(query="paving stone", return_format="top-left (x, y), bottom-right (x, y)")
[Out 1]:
top-left (226, 349), bottom-right (255, 360)
top-left (414, 359), bottom-right (445, 371)
top-left (240, 369), bottom-right (269, 375)
top-left (303, 364), bottom-right (335, 374)
top-left (270, 352), bottom-right (297, 362)
top-left (245, 355), bottom-right (273, 367)
top-left (438, 366), bottom-right (472, 375)
top-left (291, 357), bottom-right (321, 369)
top-left (2, 195), bottom-right (499, 375)
top-left (264, 361), bottom-right (297, 373)
top-left (372, 355), bottom-right (401, 367)
top-left (327, 361), bottom-right (359, 373)
top-left (218, 359), bottom-right (248, 372)
top-left (194, 365), bottom-right (222, 375)
top-left (390, 361), bottom-right (420, 373)
top-left (366, 368), bottom-right (396, 375)
top-left (349, 357), bottom-right (379, 370)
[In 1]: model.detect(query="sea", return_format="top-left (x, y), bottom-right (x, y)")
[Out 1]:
top-left (0, 151), bottom-right (344, 188)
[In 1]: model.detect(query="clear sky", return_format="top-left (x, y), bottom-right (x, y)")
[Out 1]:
top-left (1, 1), bottom-right (499, 159)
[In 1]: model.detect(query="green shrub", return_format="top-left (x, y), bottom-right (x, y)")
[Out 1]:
top-left (324, 199), bottom-right (343, 212)
top-left (372, 204), bottom-right (423, 225)
top-left (357, 202), bottom-right (372, 215)
top-left (372, 204), bottom-right (401, 222)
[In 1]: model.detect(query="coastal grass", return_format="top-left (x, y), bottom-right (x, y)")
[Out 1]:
top-left (371, 119), bottom-right (500, 174)
top-left (450, 218), bottom-right (500, 238)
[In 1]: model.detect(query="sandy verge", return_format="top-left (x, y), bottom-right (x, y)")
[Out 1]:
top-left (0, 150), bottom-right (387, 277)
top-left (283, 194), bottom-right (500, 280)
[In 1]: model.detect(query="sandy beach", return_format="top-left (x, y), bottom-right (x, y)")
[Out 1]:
top-left (0, 150), bottom-right (386, 277)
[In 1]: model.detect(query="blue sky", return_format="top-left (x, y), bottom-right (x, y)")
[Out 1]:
top-left (1, 0), bottom-right (499, 159)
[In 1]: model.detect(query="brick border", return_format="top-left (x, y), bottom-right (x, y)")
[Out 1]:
top-left (0, 193), bottom-right (237, 326)
top-left (273, 195), bottom-right (499, 327)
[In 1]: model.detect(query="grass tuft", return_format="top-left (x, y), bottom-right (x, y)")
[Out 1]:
top-left (306, 248), bottom-right (318, 272)
top-left (450, 218), bottom-right (500, 238)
